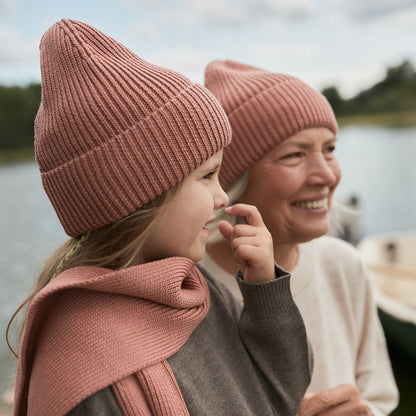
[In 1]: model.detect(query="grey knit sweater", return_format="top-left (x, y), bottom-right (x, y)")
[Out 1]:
top-left (69, 265), bottom-right (312, 415)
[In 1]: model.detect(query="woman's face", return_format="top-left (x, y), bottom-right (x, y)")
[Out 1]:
top-left (239, 127), bottom-right (341, 246)
top-left (143, 150), bottom-right (229, 263)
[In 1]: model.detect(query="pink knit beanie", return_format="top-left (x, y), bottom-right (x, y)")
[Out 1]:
top-left (35, 20), bottom-right (231, 236)
top-left (204, 60), bottom-right (338, 190)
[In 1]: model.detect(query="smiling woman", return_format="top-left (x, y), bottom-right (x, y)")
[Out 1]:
top-left (201, 59), bottom-right (399, 416)
top-left (238, 127), bottom-right (341, 256)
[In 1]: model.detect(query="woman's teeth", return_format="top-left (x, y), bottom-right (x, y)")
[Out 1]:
top-left (294, 197), bottom-right (328, 209)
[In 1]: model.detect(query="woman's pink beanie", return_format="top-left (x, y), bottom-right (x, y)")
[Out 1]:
top-left (204, 60), bottom-right (337, 190)
top-left (35, 20), bottom-right (231, 236)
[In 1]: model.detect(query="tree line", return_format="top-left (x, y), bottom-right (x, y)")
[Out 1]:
top-left (0, 83), bottom-right (40, 152)
top-left (322, 60), bottom-right (416, 118)
top-left (1, 60), bottom-right (416, 154)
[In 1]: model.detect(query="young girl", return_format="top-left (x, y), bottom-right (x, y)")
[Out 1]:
top-left (10, 20), bottom-right (311, 416)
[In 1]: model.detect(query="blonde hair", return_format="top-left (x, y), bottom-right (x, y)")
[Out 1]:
top-left (7, 185), bottom-right (178, 358)
top-left (208, 170), bottom-right (250, 243)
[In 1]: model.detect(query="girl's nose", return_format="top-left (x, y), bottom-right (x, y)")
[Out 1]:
top-left (215, 184), bottom-right (229, 210)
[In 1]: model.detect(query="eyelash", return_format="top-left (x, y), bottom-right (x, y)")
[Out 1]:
top-left (284, 152), bottom-right (302, 159)
top-left (203, 171), bottom-right (215, 180)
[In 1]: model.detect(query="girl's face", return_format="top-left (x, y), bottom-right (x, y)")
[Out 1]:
top-left (143, 150), bottom-right (229, 262)
top-left (239, 127), bottom-right (341, 246)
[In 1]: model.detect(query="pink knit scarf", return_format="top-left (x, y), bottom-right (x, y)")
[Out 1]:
top-left (13, 257), bottom-right (209, 415)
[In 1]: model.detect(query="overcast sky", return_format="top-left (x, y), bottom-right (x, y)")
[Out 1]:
top-left (1, 0), bottom-right (415, 98)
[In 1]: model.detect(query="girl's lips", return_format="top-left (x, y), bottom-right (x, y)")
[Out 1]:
top-left (202, 226), bottom-right (211, 236)
top-left (204, 217), bottom-right (217, 228)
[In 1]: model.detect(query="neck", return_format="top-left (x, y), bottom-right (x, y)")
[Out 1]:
top-left (207, 240), bottom-right (238, 275)
top-left (273, 242), bottom-right (299, 272)
top-left (207, 239), bottom-right (299, 275)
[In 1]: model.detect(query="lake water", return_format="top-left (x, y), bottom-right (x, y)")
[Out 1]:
top-left (1, 125), bottom-right (416, 400)
top-left (335, 125), bottom-right (416, 236)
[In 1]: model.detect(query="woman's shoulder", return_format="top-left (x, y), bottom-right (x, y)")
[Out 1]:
top-left (298, 236), bottom-right (366, 280)
top-left (296, 236), bottom-right (370, 298)
top-left (306, 235), bottom-right (362, 261)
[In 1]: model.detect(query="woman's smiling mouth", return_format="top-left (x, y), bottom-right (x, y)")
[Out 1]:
top-left (292, 197), bottom-right (328, 210)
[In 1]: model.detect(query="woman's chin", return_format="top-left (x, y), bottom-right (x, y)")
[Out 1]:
top-left (291, 223), bottom-right (330, 244)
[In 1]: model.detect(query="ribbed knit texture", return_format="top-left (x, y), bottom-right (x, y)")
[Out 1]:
top-left (204, 60), bottom-right (338, 190)
top-left (35, 20), bottom-right (231, 236)
top-left (13, 257), bottom-right (208, 416)
top-left (112, 362), bottom-right (190, 415)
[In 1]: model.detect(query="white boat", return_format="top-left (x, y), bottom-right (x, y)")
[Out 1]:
top-left (357, 231), bottom-right (416, 362)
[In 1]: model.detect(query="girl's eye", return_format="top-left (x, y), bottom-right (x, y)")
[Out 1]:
top-left (203, 171), bottom-right (215, 180)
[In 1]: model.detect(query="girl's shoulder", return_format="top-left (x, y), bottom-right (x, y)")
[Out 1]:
top-left (67, 386), bottom-right (122, 416)
top-left (197, 264), bottom-right (242, 319)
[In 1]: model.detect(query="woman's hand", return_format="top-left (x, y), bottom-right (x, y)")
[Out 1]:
top-left (299, 384), bottom-right (373, 416)
top-left (218, 203), bottom-right (275, 283)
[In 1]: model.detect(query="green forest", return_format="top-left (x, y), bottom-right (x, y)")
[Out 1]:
top-left (1, 60), bottom-right (416, 163)
top-left (322, 60), bottom-right (416, 127)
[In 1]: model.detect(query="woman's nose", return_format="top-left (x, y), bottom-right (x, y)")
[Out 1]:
top-left (307, 154), bottom-right (339, 186)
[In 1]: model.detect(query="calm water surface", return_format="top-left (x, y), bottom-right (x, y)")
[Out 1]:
top-left (335, 125), bottom-right (416, 235)
top-left (1, 125), bottom-right (416, 398)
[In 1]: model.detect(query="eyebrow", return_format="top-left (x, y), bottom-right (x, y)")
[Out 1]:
top-left (200, 162), bottom-right (221, 174)
top-left (207, 163), bottom-right (221, 171)
top-left (282, 137), bottom-right (338, 149)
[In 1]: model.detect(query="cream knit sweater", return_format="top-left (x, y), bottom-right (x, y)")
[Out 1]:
top-left (200, 236), bottom-right (399, 416)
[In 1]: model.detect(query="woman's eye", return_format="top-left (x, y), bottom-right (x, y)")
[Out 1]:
top-left (325, 146), bottom-right (336, 153)
top-left (283, 152), bottom-right (302, 159)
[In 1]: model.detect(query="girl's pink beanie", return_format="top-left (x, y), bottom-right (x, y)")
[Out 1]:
top-left (204, 60), bottom-right (337, 190)
top-left (35, 20), bottom-right (231, 236)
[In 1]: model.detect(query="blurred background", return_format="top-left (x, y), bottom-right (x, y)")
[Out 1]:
top-left (1, 0), bottom-right (415, 414)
